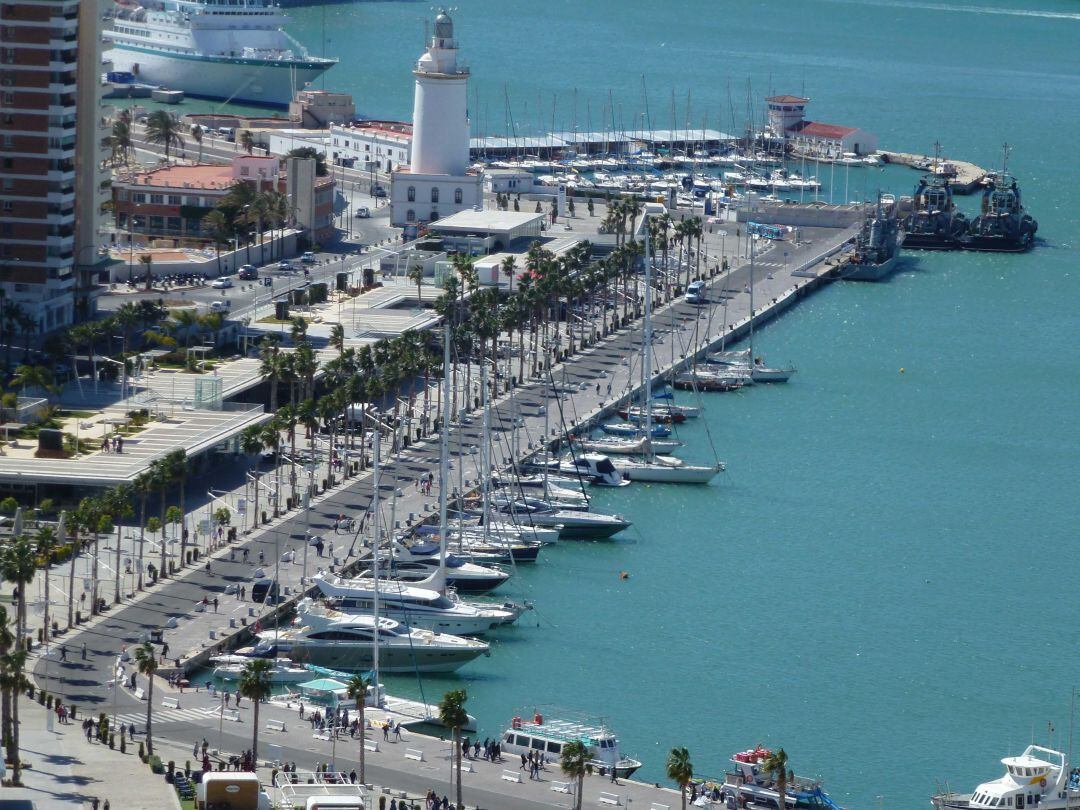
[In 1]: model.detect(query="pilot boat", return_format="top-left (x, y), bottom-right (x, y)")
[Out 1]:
top-left (932, 745), bottom-right (1080, 810)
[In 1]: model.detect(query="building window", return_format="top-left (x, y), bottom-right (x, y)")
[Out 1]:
top-left (431, 187), bottom-right (439, 203)
top-left (454, 187), bottom-right (462, 204)
top-left (133, 193), bottom-right (146, 203)
top-left (116, 189), bottom-right (127, 201)
top-left (167, 216), bottom-right (181, 231)
top-left (240, 166), bottom-right (249, 176)
top-left (167, 194), bottom-right (181, 205)
top-left (406, 209), bottom-right (415, 222)
top-left (407, 186), bottom-right (415, 202)
top-left (148, 215), bottom-right (163, 229)
top-left (149, 194), bottom-right (163, 204)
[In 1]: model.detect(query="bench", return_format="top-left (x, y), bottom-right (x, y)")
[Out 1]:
top-left (265, 719), bottom-right (286, 732)
top-left (598, 792), bottom-right (621, 806)
top-left (222, 710), bottom-right (241, 723)
top-left (404, 748), bottom-right (425, 762)
top-left (134, 687), bottom-right (146, 701)
top-left (501, 770), bottom-right (522, 784)
top-left (650, 804), bottom-right (671, 810)
top-left (363, 739), bottom-right (379, 753)
top-left (161, 697), bottom-right (179, 710)
top-left (551, 781), bottom-right (572, 794)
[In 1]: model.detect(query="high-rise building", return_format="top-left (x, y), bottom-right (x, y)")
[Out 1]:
top-left (0, 0), bottom-right (110, 333)
top-left (389, 10), bottom-right (481, 231)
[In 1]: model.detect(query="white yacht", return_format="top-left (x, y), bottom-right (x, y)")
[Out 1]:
top-left (209, 654), bottom-right (309, 684)
top-left (499, 713), bottom-right (642, 779)
top-left (363, 540), bottom-right (511, 593)
top-left (314, 572), bottom-right (517, 636)
top-left (270, 601), bottom-right (490, 674)
top-left (105, 0), bottom-right (336, 107)
top-left (933, 745), bottom-right (1080, 810)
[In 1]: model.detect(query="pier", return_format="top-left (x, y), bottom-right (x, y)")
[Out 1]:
top-left (879, 149), bottom-right (987, 193)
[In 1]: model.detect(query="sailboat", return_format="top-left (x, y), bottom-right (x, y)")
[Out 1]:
top-left (614, 210), bottom-right (721, 485)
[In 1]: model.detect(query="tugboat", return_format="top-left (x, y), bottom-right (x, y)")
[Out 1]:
top-left (901, 174), bottom-right (968, 250)
top-left (962, 145), bottom-right (1037, 252)
top-left (931, 744), bottom-right (1080, 810)
top-left (844, 195), bottom-right (902, 281)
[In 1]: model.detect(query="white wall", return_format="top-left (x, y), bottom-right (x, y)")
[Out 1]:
top-left (411, 74), bottom-right (470, 176)
top-left (389, 172), bottom-right (482, 227)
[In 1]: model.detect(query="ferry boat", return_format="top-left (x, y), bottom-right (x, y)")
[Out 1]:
top-left (962, 172), bottom-right (1037, 252)
top-left (844, 198), bottom-right (902, 281)
top-left (499, 712), bottom-right (642, 779)
top-left (105, 0), bottom-right (336, 107)
top-left (901, 175), bottom-right (968, 251)
top-left (931, 745), bottom-right (1080, 810)
top-left (718, 746), bottom-right (845, 810)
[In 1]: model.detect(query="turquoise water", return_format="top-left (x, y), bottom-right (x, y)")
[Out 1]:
top-left (262, 0), bottom-right (1080, 804)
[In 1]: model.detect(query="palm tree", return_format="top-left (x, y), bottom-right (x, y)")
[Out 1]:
top-left (406, 262), bottom-right (425, 304)
top-left (0, 604), bottom-right (16, 778)
top-left (240, 424), bottom-right (265, 526)
top-left (238, 658), bottom-right (272, 765)
top-left (110, 117), bottom-right (132, 166)
top-left (329, 323), bottom-right (346, 357)
top-left (191, 123), bottom-right (204, 162)
top-left (560, 739), bottom-right (589, 810)
top-left (144, 110), bottom-right (185, 163)
top-left (132, 473), bottom-right (153, 589)
top-left (240, 129), bottom-right (256, 155)
top-left (438, 689), bottom-right (469, 809)
top-left (762, 748), bottom-right (789, 810)
top-left (667, 747), bottom-right (694, 810)
top-left (0, 646), bottom-right (26, 785)
top-left (35, 525), bottom-right (57, 641)
top-left (102, 485), bottom-right (133, 604)
top-left (133, 642), bottom-right (157, 755)
top-left (202, 209), bottom-right (232, 276)
top-left (0, 536), bottom-right (35, 784)
top-left (139, 253), bottom-right (154, 291)
top-left (346, 674), bottom-right (370, 783)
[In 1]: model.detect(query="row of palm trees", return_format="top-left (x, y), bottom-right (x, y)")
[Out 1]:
top-left (201, 180), bottom-right (291, 272)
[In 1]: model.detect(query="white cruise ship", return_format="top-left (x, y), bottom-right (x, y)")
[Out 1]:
top-left (105, 0), bottom-right (336, 107)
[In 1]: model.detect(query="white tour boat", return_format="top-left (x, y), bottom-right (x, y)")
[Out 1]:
top-left (932, 745), bottom-right (1080, 810)
top-left (499, 713), bottom-right (642, 779)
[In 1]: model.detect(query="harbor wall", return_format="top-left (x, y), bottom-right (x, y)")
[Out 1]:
top-left (735, 202), bottom-right (866, 228)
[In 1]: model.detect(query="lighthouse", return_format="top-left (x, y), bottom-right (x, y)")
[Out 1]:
top-left (390, 10), bottom-right (482, 230)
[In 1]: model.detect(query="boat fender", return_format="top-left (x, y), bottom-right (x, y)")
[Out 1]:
top-left (1041, 779), bottom-right (1047, 788)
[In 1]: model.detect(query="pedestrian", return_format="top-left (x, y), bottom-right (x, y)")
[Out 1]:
top-left (202, 738), bottom-right (209, 758)
top-left (242, 548), bottom-right (249, 563)
top-left (520, 752), bottom-right (527, 771)
top-left (205, 560), bottom-right (212, 575)
top-left (60, 645), bottom-right (67, 661)
top-left (213, 597), bottom-right (219, 612)
top-left (258, 550), bottom-right (265, 565)
top-left (116, 435), bottom-right (123, 453)
top-left (91, 797), bottom-right (99, 810)
top-left (224, 691), bottom-right (230, 707)
top-left (327, 541), bottom-right (334, 559)
top-left (104, 799), bottom-right (110, 810)
top-left (235, 692), bottom-right (241, 708)
top-left (610, 766), bottom-right (619, 784)
top-left (383, 722), bottom-right (389, 741)
top-left (391, 800), bottom-right (398, 810)
top-left (81, 642), bottom-right (87, 660)
top-left (162, 641), bottom-right (169, 659)
top-left (349, 769), bottom-right (357, 784)
top-left (596, 382), bottom-right (601, 395)
top-left (394, 721), bottom-right (402, 740)
top-left (240, 585), bottom-right (246, 600)
top-left (299, 702), bottom-right (305, 719)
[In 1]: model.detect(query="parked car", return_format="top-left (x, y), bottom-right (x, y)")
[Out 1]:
top-left (209, 300), bottom-right (231, 313)
top-left (354, 206), bottom-right (370, 218)
top-left (278, 260), bottom-right (295, 271)
top-left (238, 264), bottom-right (258, 280)
top-left (300, 251), bottom-right (316, 264)
top-left (372, 185), bottom-right (387, 198)
top-left (210, 277), bottom-right (233, 289)
top-left (685, 280), bottom-right (707, 304)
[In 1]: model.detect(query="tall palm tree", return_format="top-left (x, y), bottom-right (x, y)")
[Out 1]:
top-left (132, 473), bottom-right (152, 589)
top-left (191, 124), bottom-right (204, 162)
top-left (35, 525), bottom-right (57, 643)
top-left (329, 323), bottom-right (346, 357)
top-left (560, 739), bottom-right (589, 810)
top-left (0, 536), bottom-right (35, 785)
top-left (0, 605), bottom-right (15, 778)
top-left (240, 425), bottom-right (265, 526)
top-left (144, 110), bottom-right (185, 163)
top-left (240, 129), bottom-right (256, 155)
top-left (238, 658), bottom-right (272, 765)
top-left (139, 253), bottom-right (154, 291)
top-left (762, 748), bottom-right (789, 810)
top-left (667, 747), bottom-right (694, 810)
top-left (102, 485), bottom-right (133, 604)
top-left (438, 689), bottom-right (469, 810)
top-left (346, 674), bottom-right (370, 783)
top-left (110, 117), bottom-right (133, 166)
top-left (201, 209), bottom-right (232, 277)
top-left (0, 646), bottom-right (26, 785)
top-left (134, 642), bottom-right (157, 754)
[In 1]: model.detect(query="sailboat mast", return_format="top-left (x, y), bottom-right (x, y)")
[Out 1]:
top-left (371, 428), bottom-right (380, 687)
top-left (438, 320), bottom-right (450, 574)
top-left (748, 235), bottom-right (755, 356)
top-left (643, 216), bottom-right (653, 450)
top-left (481, 363), bottom-right (490, 546)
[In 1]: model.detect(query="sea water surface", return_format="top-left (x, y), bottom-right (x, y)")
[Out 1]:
top-left (225, 0), bottom-right (1080, 804)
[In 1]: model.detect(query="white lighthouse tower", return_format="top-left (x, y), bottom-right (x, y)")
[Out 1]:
top-left (390, 10), bottom-right (482, 230)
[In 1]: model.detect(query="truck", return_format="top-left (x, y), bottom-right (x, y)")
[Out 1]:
top-left (197, 772), bottom-right (271, 810)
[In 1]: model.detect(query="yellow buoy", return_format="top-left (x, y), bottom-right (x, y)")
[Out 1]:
top-left (899, 367), bottom-right (905, 374)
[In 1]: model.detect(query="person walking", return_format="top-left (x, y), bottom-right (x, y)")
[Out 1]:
top-left (59, 645), bottom-right (67, 661)
top-left (81, 642), bottom-right (87, 660)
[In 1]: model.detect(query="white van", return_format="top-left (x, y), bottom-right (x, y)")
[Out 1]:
top-left (209, 300), bottom-right (231, 313)
top-left (685, 280), bottom-right (707, 304)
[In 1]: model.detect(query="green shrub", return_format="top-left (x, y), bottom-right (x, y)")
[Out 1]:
top-left (149, 755), bottom-right (164, 774)
top-left (138, 741), bottom-right (145, 760)
top-left (0, 497), bottom-right (17, 515)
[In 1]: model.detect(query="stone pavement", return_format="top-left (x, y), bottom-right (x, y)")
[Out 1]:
top-left (3, 689), bottom-right (179, 810)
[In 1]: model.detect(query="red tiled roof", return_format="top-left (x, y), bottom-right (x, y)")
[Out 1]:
top-left (767, 95), bottom-right (809, 104)
top-left (789, 120), bottom-right (858, 139)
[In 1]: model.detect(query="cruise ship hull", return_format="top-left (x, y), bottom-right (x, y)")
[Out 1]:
top-left (104, 47), bottom-right (331, 107)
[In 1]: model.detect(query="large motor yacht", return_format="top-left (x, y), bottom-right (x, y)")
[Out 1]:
top-left (105, 0), bottom-right (336, 106)
top-left (313, 572), bottom-right (517, 636)
top-left (268, 600), bottom-right (490, 674)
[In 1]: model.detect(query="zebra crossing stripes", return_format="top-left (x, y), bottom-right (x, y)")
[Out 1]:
top-left (114, 705), bottom-right (222, 727)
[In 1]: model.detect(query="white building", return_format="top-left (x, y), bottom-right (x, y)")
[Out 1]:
top-left (766, 94), bottom-right (877, 157)
top-left (389, 11), bottom-right (482, 229)
top-left (484, 168), bottom-right (534, 195)
top-left (330, 120), bottom-right (412, 173)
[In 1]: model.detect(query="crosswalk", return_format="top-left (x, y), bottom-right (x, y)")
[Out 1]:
top-left (114, 705), bottom-right (223, 728)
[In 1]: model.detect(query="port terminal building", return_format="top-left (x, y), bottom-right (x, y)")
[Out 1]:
top-left (765, 94), bottom-right (877, 157)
